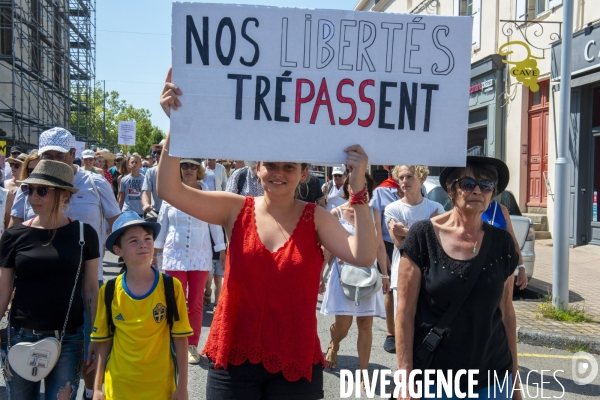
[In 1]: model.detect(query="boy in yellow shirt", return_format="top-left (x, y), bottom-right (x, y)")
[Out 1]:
top-left (91, 211), bottom-right (192, 400)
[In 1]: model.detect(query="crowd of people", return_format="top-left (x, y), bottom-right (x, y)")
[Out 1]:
top-left (0, 70), bottom-right (530, 400)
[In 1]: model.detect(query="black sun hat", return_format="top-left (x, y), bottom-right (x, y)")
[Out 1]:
top-left (439, 156), bottom-right (510, 194)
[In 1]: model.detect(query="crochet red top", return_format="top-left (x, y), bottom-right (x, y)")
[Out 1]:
top-left (203, 197), bottom-right (326, 382)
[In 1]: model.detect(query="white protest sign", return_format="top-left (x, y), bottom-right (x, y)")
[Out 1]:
top-left (171, 3), bottom-right (472, 166)
top-left (74, 141), bottom-right (86, 159)
top-left (118, 121), bottom-right (136, 146)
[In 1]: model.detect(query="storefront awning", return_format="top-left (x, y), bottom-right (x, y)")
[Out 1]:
top-left (571, 71), bottom-right (600, 87)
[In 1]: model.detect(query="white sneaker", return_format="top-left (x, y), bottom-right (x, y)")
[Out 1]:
top-left (188, 345), bottom-right (200, 364)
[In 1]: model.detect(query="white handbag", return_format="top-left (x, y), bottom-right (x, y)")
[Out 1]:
top-left (7, 221), bottom-right (85, 382)
top-left (335, 207), bottom-right (382, 306)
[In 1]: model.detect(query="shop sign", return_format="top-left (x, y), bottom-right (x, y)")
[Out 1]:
top-left (552, 23), bottom-right (600, 76)
top-left (499, 41), bottom-right (541, 92)
top-left (469, 79), bottom-right (493, 94)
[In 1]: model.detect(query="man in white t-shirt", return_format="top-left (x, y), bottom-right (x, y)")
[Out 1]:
top-left (324, 166), bottom-right (347, 211)
top-left (384, 165), bottom-right (445, 317)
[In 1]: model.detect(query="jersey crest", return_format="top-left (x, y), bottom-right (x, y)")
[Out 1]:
top-left (153, 303), bottom-right (166, 323)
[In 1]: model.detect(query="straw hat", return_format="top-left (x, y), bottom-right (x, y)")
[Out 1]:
top-left (180, 158), bottom-right (202, 165)
top-left (100, 149), bottom-right (115, 162)
top-left (151, 139), bottom-right (166, 151)
top-left (18, 160), bottom-right (79, 194)
top-left (8, 153), bottom-right (27, 164)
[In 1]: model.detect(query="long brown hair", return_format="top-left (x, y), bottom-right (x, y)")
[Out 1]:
top-left (20, 150), bottom-right (40, 181)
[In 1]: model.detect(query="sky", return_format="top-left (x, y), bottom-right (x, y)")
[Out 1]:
top-left (96, 0), bottom-right (359, 135)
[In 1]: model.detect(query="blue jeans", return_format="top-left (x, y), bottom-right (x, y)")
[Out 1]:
top-left (3, 327), bottom-right (84, 400)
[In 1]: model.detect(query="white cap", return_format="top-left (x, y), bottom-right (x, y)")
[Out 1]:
top-left (332, 166), bottom-right (345, 175)
top-left (38, 127), bottom-right (75, 155)
top-left (81, 149), bottom-right (95, 159)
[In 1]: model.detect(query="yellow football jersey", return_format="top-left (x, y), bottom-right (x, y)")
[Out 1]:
top-left (91, 269), bottom-right (192, 400)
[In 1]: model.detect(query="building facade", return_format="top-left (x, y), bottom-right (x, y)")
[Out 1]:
top-left (0, 0), bottom-right (97, 151)
top-left (354, 0), bottom-right (600, 246)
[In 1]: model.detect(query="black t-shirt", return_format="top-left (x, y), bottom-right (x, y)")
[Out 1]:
top-left (296, 175), bottom-right (325, 204)
top-left (0, 221), bottom-right (100, 330)
top-left (401, 220), bottom-right (518, 390)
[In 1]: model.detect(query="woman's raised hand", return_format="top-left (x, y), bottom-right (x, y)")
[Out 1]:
top-left (344, 145), bottom-right (368, 194)
top-left (160, 68), bottom-right (182, 118)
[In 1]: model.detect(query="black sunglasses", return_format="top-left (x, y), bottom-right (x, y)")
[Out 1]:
top-left (180, 163), bottom-right (198, 170)
top-left (154, 150), bottom-right (162, 156)
top-left (8, 163), bottom-right (21, 169)
top-left (453, 177), bottom-right (496, 194)
top-left (41, 153), bottom-right (67, 161)
top-left (333, 174), bottom-right (343, 178)
top-left (22, 184), bottom-right (56, 198)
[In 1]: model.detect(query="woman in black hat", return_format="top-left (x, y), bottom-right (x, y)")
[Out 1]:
top-left (395, 156), bottom-right (521, 399)
top-left (0, 160), bottom-right (100, 399)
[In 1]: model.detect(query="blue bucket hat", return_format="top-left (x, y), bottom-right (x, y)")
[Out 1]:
top-left (105, 211), bottom-right (161, 254)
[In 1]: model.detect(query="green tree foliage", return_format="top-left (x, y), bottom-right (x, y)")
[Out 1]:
top-left (71, 83), bottom-right (165, 156)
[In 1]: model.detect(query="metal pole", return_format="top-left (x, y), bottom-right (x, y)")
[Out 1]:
top-left (103, 80), bottom-right (107, 144)
top-left (552, 0), bottom-right (574, 310)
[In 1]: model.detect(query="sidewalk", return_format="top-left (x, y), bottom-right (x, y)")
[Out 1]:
top-left (513, 239), bottom-right (600, 352)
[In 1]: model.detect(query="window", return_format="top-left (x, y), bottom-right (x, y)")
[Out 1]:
top-left (529, 80), bottom-right (549, 109)
top-left (454, 0), bottom-right (481, 49)
top-left (592, 86), bottom-right (600, 129)
top-left (593, 135), bottom-right (600, 223)
top-left (0, 7), bottom-right (11, 56)
top-left (535, 0), bottom-right (547, 16)
top-left (459, 0), bottom-right (474, 16)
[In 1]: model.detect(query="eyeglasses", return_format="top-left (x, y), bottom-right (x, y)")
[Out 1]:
top-left (8, 163), bottom-right (21, 169)
top-left (453, 177), bottom-right (496, 194)
top-left (22, 184), bottom-right (56, 198)
top-left (42, 153), bottom-right (67, 161)
top-left (180, 163), bottom-right (198, 170)
top-left (154, 150), bottom-right (162, 156)
top-left (333, 174), bottom-right (343, 178)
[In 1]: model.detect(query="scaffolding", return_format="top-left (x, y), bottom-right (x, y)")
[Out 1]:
top-left (0, 0), bottom-right (98, 151)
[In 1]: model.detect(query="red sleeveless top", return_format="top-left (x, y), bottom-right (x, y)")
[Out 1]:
top-left (203, 197), bottom-right (326, 382)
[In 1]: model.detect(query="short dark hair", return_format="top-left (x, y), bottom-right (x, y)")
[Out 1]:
top-left (445, 161), bottom-right (499, 196)
top-left (114, 225), bottom-right (154, 249)
top-left (341, 173), bottom-right (375, 200)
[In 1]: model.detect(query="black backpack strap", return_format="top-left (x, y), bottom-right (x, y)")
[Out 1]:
top-left (413, 224), bottom-right (493, 368)
top-left (162, 274), bottom-right (180, 331)
top-left (237, 167), bottom-right (248, 194)
top-left (104, 278), bottom-right (117, 336)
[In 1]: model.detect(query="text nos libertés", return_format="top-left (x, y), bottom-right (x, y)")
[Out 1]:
top-left (184, 14), bottom-right (458, 132)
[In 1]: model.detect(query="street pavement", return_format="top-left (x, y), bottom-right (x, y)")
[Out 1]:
top-left (1, 251), bottom-right (598, 399)
top-left (512, 239), bottom-right (600, 348)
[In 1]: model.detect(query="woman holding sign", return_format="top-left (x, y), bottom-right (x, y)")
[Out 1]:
top-left (159, 69), bottom-right (377, 399)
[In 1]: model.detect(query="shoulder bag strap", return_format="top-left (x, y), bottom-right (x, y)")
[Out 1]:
top-left (58, 221), bottom-right (86, 342)
top-left (105, 278), bottom-right (117, 335)
top-left (414, 225), bottom-right (492, 361)
top-left (163, 274), bottom-right (180, 331)
top-left (88, 175), bottom-right (106, 231)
